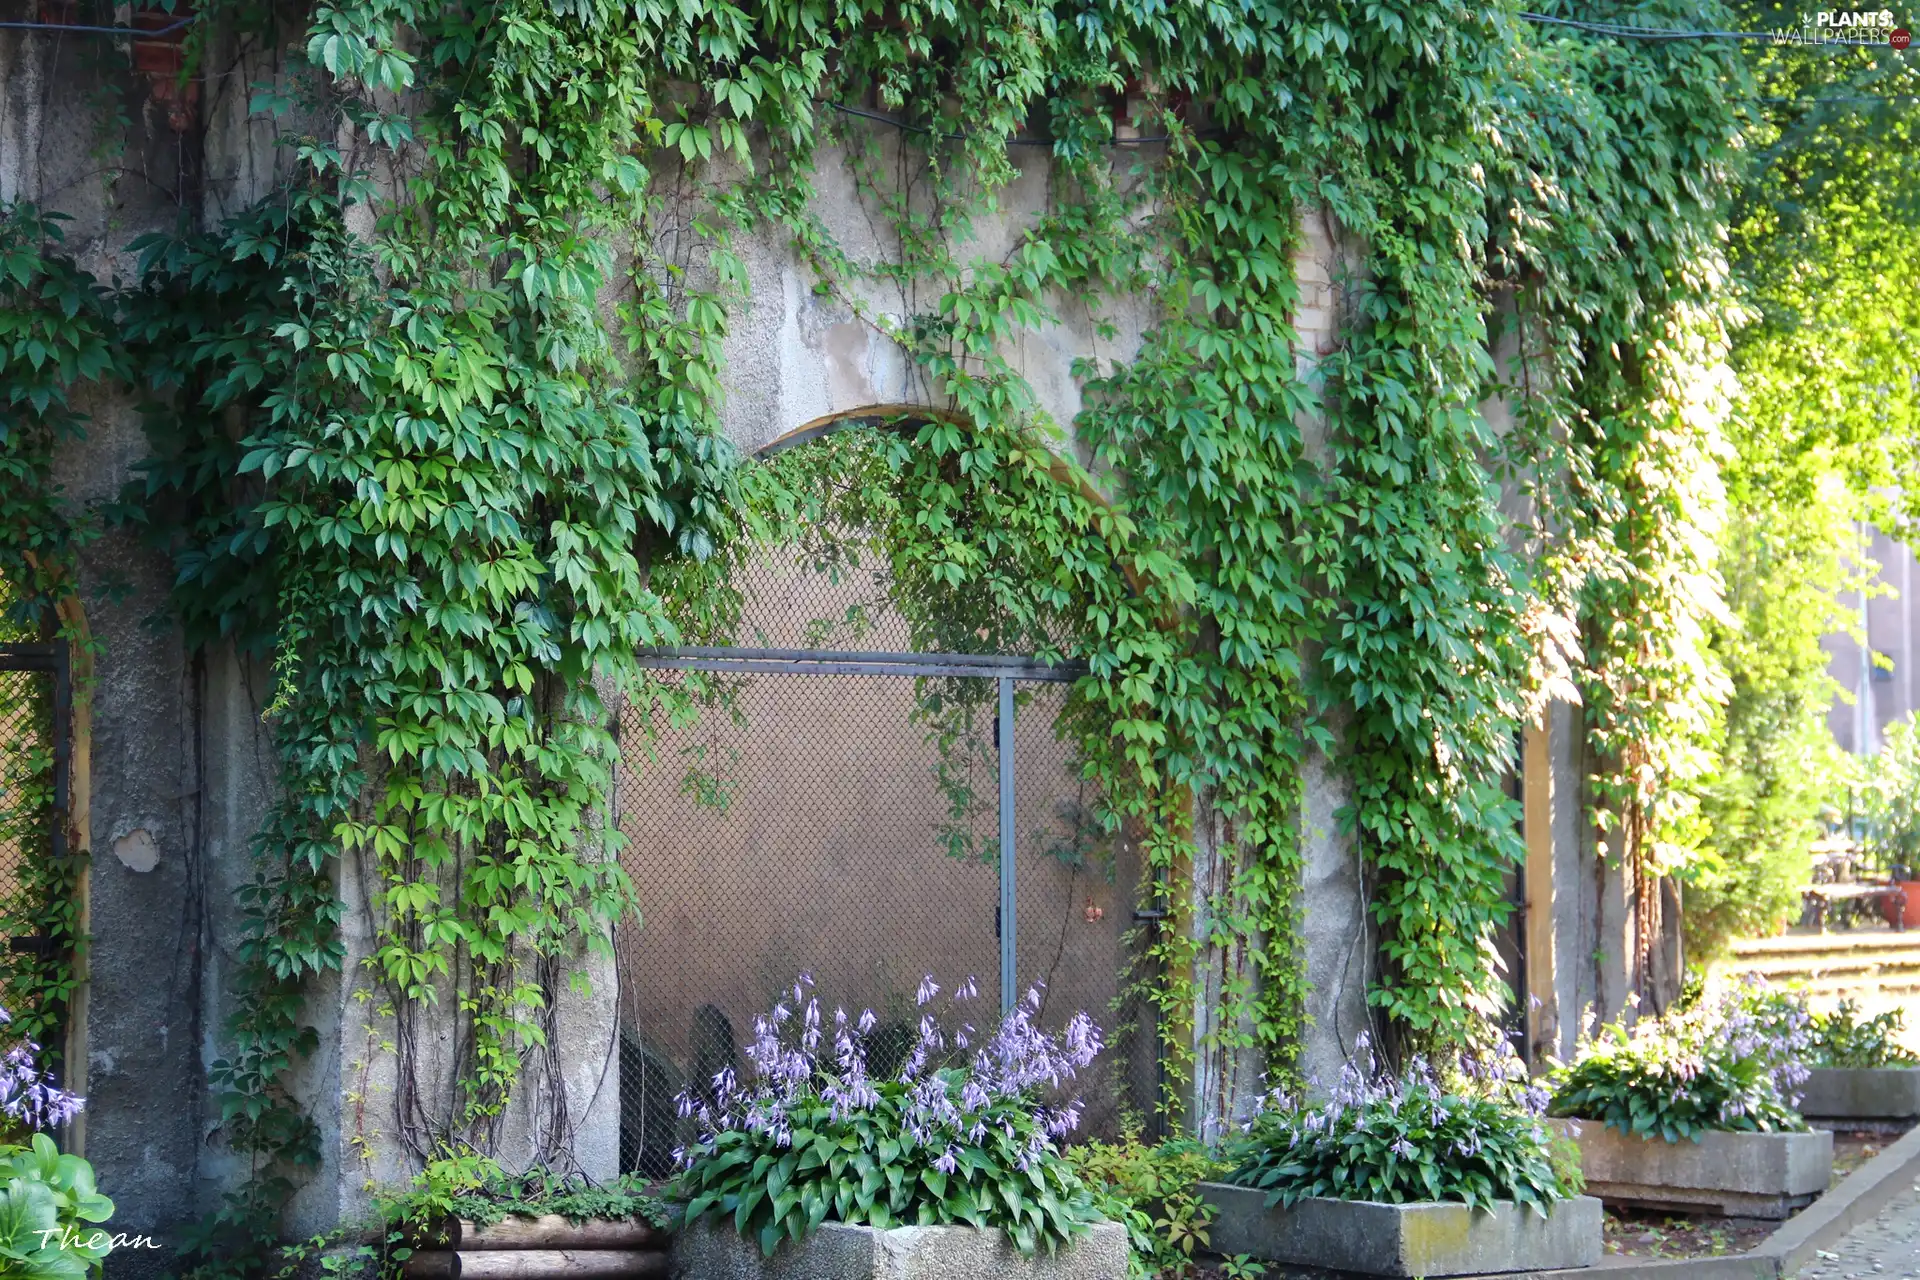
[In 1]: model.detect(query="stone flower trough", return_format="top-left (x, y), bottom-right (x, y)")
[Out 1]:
top-left (1198, 1183), bottom-right (1603, 1276)
top-left (1798, 1067), bottom-right (1920, 1123)
top-left (1560, 1121), bottom-right (1834, 1218)
top-left (669, 1218), bottom-right (1131, 1279)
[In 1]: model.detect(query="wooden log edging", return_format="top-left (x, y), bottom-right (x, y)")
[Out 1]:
top-left (401, 1247), bottom-right (668, 1279)
top-left (400, 1214), bottom-right (672, 1279)
top-left (456, 1216), bottom-right (666, 1250)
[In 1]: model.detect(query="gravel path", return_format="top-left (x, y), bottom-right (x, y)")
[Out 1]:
top-left (1799, 1182), bottom-right (1920, 1276)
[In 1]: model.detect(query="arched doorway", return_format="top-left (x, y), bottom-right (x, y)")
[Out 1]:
top-left (611, 419), bottom-right (1156, 1175)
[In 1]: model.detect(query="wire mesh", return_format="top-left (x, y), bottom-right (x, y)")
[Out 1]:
top-left (612, 537), bottom-right (1156, 1177)
top-left (0, 666), bottom-right (53, 918)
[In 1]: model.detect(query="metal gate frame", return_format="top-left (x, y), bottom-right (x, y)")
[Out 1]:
top-left (632, 646), bottom-right (1089, 1014)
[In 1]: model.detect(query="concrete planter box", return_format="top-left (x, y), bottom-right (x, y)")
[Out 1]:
top-left (1562, 1121), bottom-right (1834, 1218)
top-left (1198, 1183), bottom-right (1602, 1276)
top-left (1799, 1067), bottom-right (1920, 1121)
top-left (670, 1218), bottom-right (1129, 1279)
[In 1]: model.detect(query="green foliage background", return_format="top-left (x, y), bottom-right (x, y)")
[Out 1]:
top-left (1683, 5), bottom-right (1920, 956)
top-left (6, 0), bottom-right (1912, 1269)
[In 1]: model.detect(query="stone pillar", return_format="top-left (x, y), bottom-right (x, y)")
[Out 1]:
top-left (1290, 206), bottom-right (1375, 1093)
top-left (1548, 697), bottom-right (1589, 1059)
top-left (1185, 791), bottom-right (1266, 1142)
top-left (1298, 736), bottom-right (1371, 1089)
top-left (1522, 720), bottom-right (1557, 1062)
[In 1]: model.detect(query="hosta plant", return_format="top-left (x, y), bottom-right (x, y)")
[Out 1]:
top-left (675, 975), bottom-right (1105, 1257)
top-left (1225, 1036), bottom-right (1579, 1215)
top-left (0, 1135), bottom-right (115, 1277)
top-left (1548, 985), bottom-right (1809, 1141)
top-left (1724, 979), bottom-right (1919, 1070)
top-left (0, 1006), bottom-right (106, 1277)
top-left (1808, 1000), bottom-right (1920, 1068)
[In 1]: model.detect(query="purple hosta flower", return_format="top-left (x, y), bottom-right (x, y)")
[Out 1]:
top-left (1043, 1101), bottom-right (1083, 1138)
top-left (910, 1075), bottom-right (959, 1128)
top-left (934, 1144), bottom-right (959, 1175)
top-left (1389, 1137), bottom-right (1417, 1161)
top-left (1062, 1012), bottom-right (1103, 1070)
top-left (917, 975), bottom-right (941, 1007)
top-left (801, 997), bottom-right (823, 1056)
top-left (898, 1014), bottom-right (944, 1082)
top-left (0, 1013), bottom-right (83, 1133)
top-left (954, 976), bottom-right (979, 1003)
top-left (689, 975), bottom-right (1104, 1174)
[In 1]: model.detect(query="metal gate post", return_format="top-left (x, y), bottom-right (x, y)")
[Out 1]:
top-left (998, 676), bottom-right (1016, 1015)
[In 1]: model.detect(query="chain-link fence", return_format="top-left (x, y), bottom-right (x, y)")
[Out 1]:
top-left (0, 665), bottom-right (54, 907)
top-left (0, 631), bottom-right (73, 1065)
top-left (612, 539), bottom-right (1158, 1176)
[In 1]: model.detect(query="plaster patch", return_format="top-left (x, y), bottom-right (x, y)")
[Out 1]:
top-left (111, 828), bottom-right (160, 874)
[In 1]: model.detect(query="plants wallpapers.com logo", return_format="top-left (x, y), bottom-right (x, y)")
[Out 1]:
top-left (1773, 10), bottom-right (1913, 44)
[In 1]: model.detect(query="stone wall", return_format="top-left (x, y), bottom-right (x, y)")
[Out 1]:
top-left (0, 26), bottom-right (1650, 1267)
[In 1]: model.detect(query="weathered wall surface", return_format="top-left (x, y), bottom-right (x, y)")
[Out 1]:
top-left (703, 136), bottom-right (1155, 457)
top-left (4, 25), bottom-right (297, 1274)
top-left (8, 32), bottom-right (210, 1272)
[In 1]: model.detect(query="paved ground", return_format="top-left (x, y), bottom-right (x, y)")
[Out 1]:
top-left (1799, 1181), bottom-right (1920, 1276)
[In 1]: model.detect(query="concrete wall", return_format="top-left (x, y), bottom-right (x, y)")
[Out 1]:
top-left (6, 23), bottom-right (271, 1272)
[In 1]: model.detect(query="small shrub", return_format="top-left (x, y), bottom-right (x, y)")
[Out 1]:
top-left (1549, 984), bottom-right (1809, 1141)
top-left (1068, 1130), bottom-right (1237, 1278)
top-left (1226, 1037), bottom-right (1579, 1215)
top-left (382, 1151), bottom-right (672, 1231)
top-left (675, 975), bottom-right (1106, 1257)
top-left (1808, 1000), bottom-right (1920, 1068)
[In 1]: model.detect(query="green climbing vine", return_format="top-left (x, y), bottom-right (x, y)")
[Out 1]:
top-left (0, 203), bottom-right (114, 1065)
top-left (0, 0), bottom-right (1759, 1266)
top-left (1485, 6), bottom-right (1745, 998)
